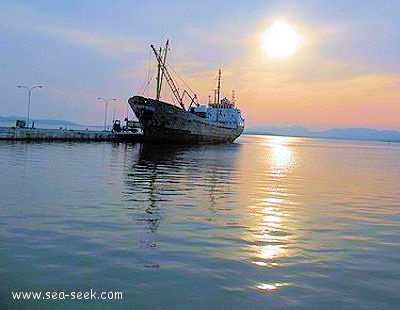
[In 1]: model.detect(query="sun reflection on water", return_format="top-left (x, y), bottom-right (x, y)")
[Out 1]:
top-left (270, 137), bottom-right (294, 172)
top-left (272, 144), bottom-right (291, 168)
top-left (251, 203), bottom-right (286, 263)
top-left (246, 136), bottom-right (299, 291)
top-left (256, 282), bottom-right (289, 291)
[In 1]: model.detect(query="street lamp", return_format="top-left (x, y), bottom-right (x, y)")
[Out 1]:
top-left (17, 85), bottom-right (43, 128)
top-left (97, 98), bottom-right (116, 131)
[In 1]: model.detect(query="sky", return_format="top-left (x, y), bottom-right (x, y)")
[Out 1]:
top-left (0, 0), bottom-right (399, 129)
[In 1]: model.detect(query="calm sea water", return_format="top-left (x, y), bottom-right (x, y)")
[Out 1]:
top-left (1, 135), bottom-right (399, 309)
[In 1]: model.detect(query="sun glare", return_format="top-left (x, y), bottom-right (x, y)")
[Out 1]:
top-left (262, 20), bottom-right (301, 59)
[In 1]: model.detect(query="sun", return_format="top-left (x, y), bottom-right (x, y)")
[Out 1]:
top-left (262, 20), bottom-right (301, 59)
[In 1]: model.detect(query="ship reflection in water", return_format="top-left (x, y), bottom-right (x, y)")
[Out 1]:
top-left (122, 142), bottom-right (242, 270)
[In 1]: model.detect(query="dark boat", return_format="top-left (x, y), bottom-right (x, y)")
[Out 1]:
top-left (128, 40), bottom-right (244, 143)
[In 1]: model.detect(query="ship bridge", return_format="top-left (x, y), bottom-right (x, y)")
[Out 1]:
top-left (190, 97), bottom-right (243, 127)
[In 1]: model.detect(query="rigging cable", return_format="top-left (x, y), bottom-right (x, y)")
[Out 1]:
top-left (140, 49), bottom-right (157, 96)
top-left (167, 48), bottom-right (197, 98)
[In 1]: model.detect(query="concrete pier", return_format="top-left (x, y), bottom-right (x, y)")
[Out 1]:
top-left (0, 127), bottom-right (143, 142)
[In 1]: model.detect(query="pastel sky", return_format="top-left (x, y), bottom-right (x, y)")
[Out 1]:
top-left (1, 0), bottom-right (399, 129)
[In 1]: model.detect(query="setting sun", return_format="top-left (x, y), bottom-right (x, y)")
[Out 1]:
top-left (262, 20), bottom-right (301, 59)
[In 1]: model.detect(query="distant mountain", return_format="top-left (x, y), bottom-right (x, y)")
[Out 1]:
top-left (313, 127), bottom-right (400, 141)
top-left (245, 125), bottom-right (311, 137)
top-left (0, 115), bottom-right (80, 126)
top-left (245, 126), bottom-right (400, 142)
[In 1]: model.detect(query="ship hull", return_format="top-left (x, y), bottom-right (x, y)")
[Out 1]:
top-left (128, 96), bottom-right (243, 143)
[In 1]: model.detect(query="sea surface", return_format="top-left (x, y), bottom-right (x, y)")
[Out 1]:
top-left (1, 135), bottom-right (399, 309)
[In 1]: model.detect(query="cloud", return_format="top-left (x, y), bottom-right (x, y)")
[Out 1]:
top-left (39, 26), bottom-right (138, 56)
top-left (232, 69), bottom-right (400, 128)
top-left (0, 2), bottom-right (138, 57)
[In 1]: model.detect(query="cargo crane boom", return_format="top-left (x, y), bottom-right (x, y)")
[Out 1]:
top-left (151, 40), bottom-right (197, 110)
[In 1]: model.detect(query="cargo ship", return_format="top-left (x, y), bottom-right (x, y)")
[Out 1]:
top-left (128, 40), bottom-right (244, 143)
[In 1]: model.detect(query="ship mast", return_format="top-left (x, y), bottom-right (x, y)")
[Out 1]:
top-left (216, 69), bottom-right (222, 122)
top-left (217, 69), bottom-right (221, 106)
top-left (156, 47), bottom-right (162, 100)
top-left (151, 40), bottom-right (196, 110)
top-left (156, 40), bottom-right (169, 100)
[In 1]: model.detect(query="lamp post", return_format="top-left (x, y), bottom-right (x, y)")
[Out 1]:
top-left (97, 98), bottom-right (116, 131)
top-left (17, 85), bottom-right (43, 128)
